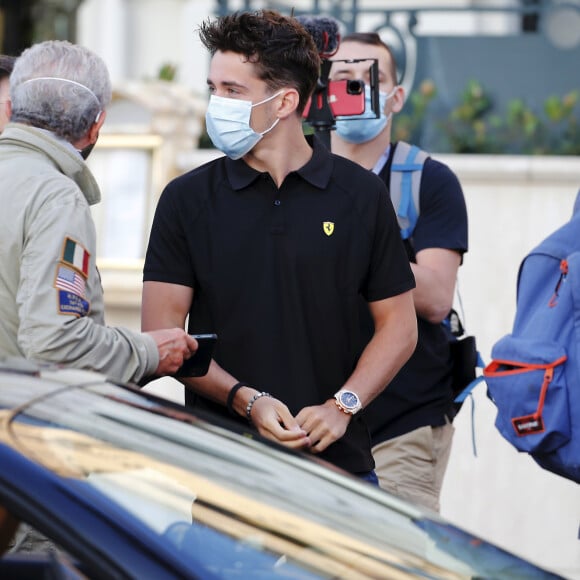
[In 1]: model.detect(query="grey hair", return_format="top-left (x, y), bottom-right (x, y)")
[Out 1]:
top-left (10, 40), bottom-right (112, 142)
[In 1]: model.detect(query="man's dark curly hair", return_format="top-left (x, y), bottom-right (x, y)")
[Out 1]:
top-left (199, 10), bottom-right (320, 114)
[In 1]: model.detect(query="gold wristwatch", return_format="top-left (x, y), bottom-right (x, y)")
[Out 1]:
top-left (334, 390), bottom-right (362, 414)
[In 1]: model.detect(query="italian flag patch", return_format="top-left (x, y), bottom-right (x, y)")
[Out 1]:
top-left (62, 237), bottom-right (90, 277)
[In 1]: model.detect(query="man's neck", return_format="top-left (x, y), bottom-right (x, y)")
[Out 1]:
top-left (33, 126), bottom-right (81, 158)
top-left (244, 122), bottom-right (313, 188)
top-left (331, 130), bottom-right (392, 171)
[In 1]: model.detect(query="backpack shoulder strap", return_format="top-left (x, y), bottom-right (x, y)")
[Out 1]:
top-left (389, 141), bottom-right (430, 240)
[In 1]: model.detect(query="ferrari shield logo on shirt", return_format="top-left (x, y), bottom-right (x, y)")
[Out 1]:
top-left (323, 222), bottom-right (335, 236)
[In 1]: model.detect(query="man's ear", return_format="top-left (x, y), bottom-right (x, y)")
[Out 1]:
top-left (88, 110), bottom-right (106, 142)
top-left (276, 89), bottom-right (300, 119)
top-left (5, 100), bottom-right (11, 119)
top-left (391, 86), bottom-right (406, 114)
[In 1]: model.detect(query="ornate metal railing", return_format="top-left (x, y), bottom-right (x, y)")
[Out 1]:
top-left (214, 1), bottom-right (580, 46)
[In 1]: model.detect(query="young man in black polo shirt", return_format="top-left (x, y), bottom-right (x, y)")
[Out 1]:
top-left (142, 10), bottom-right (417, 480)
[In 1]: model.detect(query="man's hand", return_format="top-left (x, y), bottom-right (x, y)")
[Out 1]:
top-left (249, 396), bottom-right (311, 450)
top-left (295, 400), bottom-right (351, 454)
top-left (147, 329), bottom-right (198, 375)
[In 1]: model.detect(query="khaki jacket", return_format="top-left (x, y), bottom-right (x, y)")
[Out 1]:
top-left (0, 124), bottom-right (158, 382)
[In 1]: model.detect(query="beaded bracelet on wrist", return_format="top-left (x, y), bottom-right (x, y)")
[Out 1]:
top-left (245, 391), bottom-right (272, 421)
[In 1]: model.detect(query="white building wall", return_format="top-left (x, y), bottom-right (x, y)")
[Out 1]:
top-left (78, 0), bottom-right (212, 96)
top-left (77, 0), bottom-right (524, 90)
top-left (78, 0), bottom-right (129, 84)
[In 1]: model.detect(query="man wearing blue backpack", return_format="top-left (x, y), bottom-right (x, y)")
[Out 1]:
top-left (331, 33), bottom-right (468, 512)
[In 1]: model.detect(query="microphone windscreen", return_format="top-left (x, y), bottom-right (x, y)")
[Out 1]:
top-left (296, 15), bottom-right (340, 55)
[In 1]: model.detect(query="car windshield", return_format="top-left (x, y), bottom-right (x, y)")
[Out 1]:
top-left (0, 368), bottom-right (559, 579)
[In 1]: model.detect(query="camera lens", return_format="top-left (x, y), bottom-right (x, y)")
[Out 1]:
top-left (346, 80), bottom-right (364, 95)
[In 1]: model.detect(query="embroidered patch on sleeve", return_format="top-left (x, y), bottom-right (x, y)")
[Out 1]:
top-left (62, 237), bottom-right (90, 277)
top-left (57, 290), bottom-right (89, 318)
top-left (54, 263), bottom-right (89, 317)
top-left (55, 265), bottom-right (86, 297)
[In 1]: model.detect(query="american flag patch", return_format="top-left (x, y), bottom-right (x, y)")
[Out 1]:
top-left (55, 265), bottom-right (86, 297)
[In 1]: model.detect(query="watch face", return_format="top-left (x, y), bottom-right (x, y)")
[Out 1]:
top-left (340, 391), bottom-right (359, 409)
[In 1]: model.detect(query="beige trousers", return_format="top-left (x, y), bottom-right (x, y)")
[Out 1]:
top-left (372, 421), bottom-right (455, 513)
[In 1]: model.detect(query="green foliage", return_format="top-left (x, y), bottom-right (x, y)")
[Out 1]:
top-left (157, 63), bottom-right (177, 82)
top-left (393, 79), bottom-right (580, 155)
top-left (442, 80), bottom-right (497, 153)
top-left (393, 80), bottom-right (437, 144)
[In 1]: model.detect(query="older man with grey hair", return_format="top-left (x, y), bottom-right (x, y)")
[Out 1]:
top-left (0, 40), bottom-right (197, 383)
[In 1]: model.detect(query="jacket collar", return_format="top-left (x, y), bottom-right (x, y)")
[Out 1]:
top-left (0, 123), bottom-right (102, 205)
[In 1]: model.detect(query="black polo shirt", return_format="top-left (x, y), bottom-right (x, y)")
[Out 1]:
top-left (144, 135), bottom-right (415, 474)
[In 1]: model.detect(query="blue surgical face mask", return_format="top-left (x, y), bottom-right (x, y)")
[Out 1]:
top-left (335, 85), bottom-right (397, 144)
top-left (205, 91), bottom-right (282, 160)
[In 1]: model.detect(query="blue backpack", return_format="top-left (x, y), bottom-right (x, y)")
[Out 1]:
top-left (484, 213), bottom-right (580, 483)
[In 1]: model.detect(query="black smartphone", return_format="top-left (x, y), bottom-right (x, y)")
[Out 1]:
top-left (174, 333), bottom-right (217, 377)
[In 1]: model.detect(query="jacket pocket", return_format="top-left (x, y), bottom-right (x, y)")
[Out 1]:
top-left (484, 337), bottom-right (570, 454)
